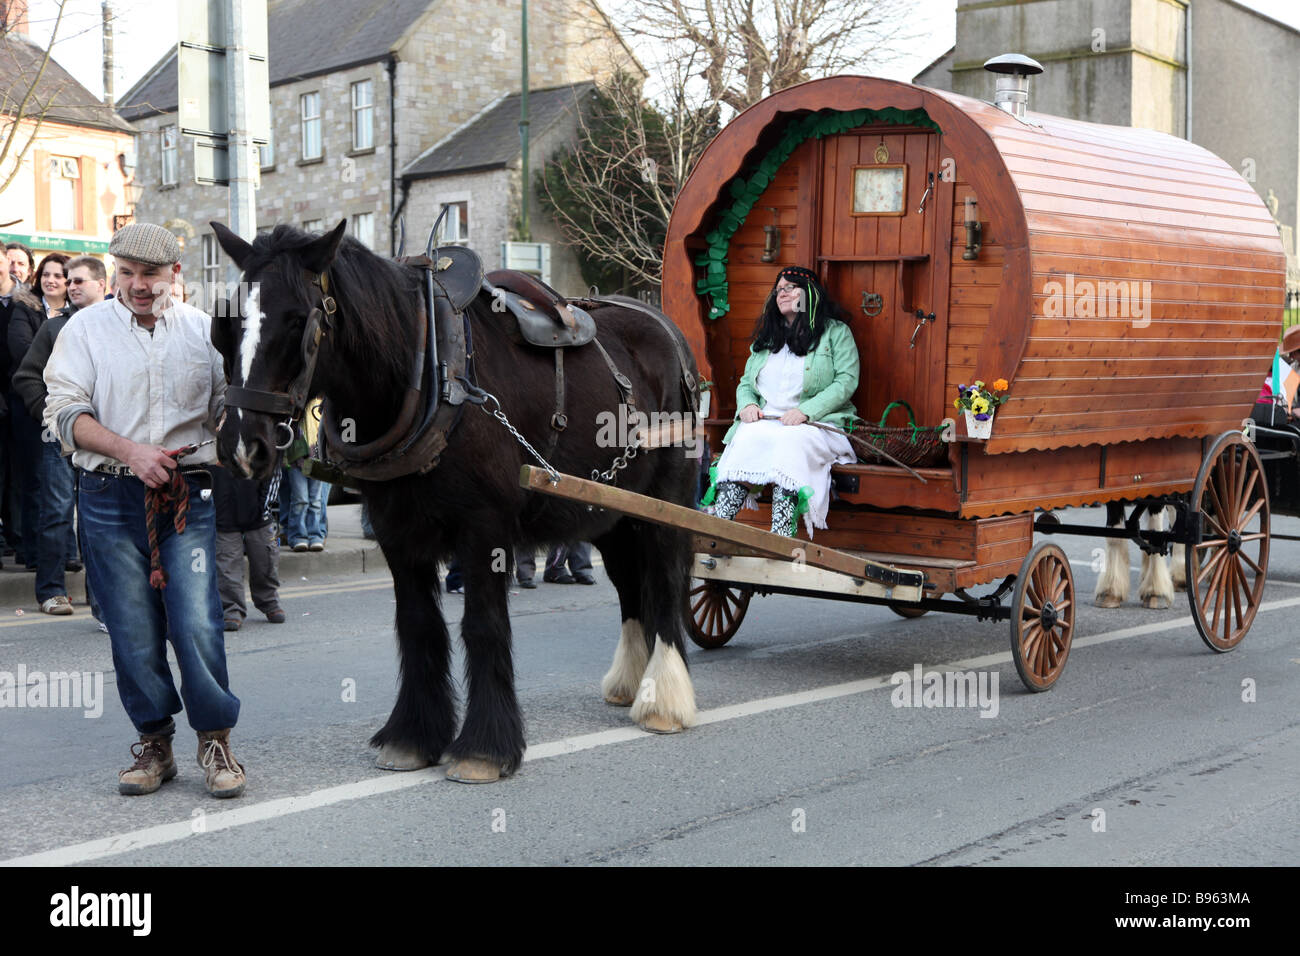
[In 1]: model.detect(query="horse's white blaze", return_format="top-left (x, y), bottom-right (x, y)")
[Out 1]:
top-left (233, 438), bottom-right (252, 477)
top-left (602, 619), bottom-right (650, 704)
top-left (1138, 509), bottom-right (1174, 609)
top-left (1095, 520), bottom-right (1130, 606)
top-left (630, 636), bottom-right (697, 728)
top-left (238, 284), bottom-right (263, 385)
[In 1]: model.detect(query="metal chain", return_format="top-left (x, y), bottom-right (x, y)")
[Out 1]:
top-left (474, 391), bottom-right (561, 483)
top-left (592, 434), bottom-right (642, 483)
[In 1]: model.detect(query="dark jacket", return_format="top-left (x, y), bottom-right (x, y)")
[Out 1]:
top-left (0, 285), bottom-right (42, 418)
top-left (12, 311), bottom-right (75, 423)
top-left (208, 464), bottom-right (280, 533)
top-left (7, 299), bottom-right (70, 378)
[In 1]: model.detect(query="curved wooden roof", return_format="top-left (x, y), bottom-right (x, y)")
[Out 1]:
top-left (663, 76), bottom-right (1286, 455)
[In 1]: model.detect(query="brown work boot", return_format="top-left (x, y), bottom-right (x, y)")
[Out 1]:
top-left (118, 729), bottom-right (177, 795)
top-left (197, 729), bottom-right (246, 799)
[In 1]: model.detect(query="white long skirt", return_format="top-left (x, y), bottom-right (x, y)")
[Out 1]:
top-left (714, 419), bottom-right (855, 537)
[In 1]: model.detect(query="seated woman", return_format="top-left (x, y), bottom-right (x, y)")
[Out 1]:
top-left (709, 266), bottom-right (860, 537)
top-left (1252, 324), bottom-right (1300, 428)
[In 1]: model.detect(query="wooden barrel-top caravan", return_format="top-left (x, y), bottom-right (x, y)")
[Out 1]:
top-left (664, 73), bottom-right (1287, 682)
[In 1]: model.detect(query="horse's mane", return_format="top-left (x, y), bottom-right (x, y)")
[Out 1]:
top-left (244, 224), bottom-right (422, 391)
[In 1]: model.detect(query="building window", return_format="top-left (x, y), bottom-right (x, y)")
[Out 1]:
top-left (303, 219), bottom-right (323, 234)
top-left (440, 201), bottom-right (468, 244)
top-left (202, 234), bottom-right (221, 296)
top-left (351, 79), bottom-right (373, 151)
top-left (351, 212), bottom-right (374, 249)
top-left (259, 129), bottom-right (274, 169)
top-left (161, 125), bottom-right (178, 185)
top-left (300, 92), bottom-right (322, 160)
top-left (49, 156), bottom-right (80, 231)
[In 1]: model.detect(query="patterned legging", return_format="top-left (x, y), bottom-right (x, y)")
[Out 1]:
top-left (712, 480), bottom-right (798, 536)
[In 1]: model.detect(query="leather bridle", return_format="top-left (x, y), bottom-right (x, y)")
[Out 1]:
top-left (223, 271), bottom-right (336, 448)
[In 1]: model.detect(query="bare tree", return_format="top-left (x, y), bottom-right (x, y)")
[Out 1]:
top-left (622, 0), bottom-right (919, 113)
top-left (0, 0), bottom-right (69, 196)
top-left (539, 66), bottom-right (719, 290)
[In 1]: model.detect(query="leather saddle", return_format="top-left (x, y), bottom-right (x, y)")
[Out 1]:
top-left (483, 269), bottom-right (596, 348)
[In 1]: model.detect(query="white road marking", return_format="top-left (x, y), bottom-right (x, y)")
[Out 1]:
top-left (7, 595), bottom-right (1300, 867)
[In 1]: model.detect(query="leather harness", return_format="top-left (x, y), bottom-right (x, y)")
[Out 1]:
top-left (221, 247), bottom-right (697, 482)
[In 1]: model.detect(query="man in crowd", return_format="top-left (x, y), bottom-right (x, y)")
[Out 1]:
top-left (6, 242), bottom-right (34, 287)
top-left (0, 257), bottom-right (41, 566)
top-left (13, 257), bottom-right (107, 614)
top-left (44, 223), bottom-right (246, 798)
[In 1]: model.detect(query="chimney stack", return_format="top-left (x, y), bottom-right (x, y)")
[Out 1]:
top-left (984, 53), bottom-right (1044, 120)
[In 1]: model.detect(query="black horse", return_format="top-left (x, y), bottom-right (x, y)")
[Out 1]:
top-left (210, 221), bottom-right (701, 782)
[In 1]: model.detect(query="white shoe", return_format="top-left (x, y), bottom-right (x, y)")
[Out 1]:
top-left (41, 596), bottom-right (74, 616)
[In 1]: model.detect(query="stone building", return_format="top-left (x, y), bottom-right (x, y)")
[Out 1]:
top-left (117, 0), bottom-right (635, 299)
top-left (914, 0), bottom-right (1300, 297)
top-left (0, 0), bottom-right (135, 261)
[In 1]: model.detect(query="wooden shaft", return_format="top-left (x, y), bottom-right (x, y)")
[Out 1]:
top-left (518, 465), bottom-right (924, 589)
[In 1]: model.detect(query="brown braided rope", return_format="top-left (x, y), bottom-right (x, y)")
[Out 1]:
top-left (145, 454), bottom-right (191, 589)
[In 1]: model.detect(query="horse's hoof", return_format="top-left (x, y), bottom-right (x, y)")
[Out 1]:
top-left (375, 743), bottom-right (431, 771)
top-left (1141, 595), bottom-right (1172, 610)
top-left (1094, 593), bottom-right (1124, 609)
top-left (639, 713), bottom-right (684, 734)
top-left (604, 691), bottom-right (635, 707)
top-left (445, 757), bottom-right (503, 784)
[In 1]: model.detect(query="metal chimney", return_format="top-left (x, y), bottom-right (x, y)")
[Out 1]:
top-left (984, 53), bottom-right (1044, 119)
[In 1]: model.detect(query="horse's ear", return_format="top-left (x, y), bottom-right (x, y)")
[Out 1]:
top-left (210, 221), bottom-right (254, 271)
top-left (210, 299), bottom-right (237, 381)
top-left (299, 219), bottom-right (348, 274)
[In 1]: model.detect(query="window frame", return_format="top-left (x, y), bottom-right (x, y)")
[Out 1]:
top-left (439, 201), bottom-right (469, 244)
top-left (350, 79), bottom-right (374, 152)
top-left (351, 211), bottom-right (374, 249)
top-left (300, 91), bottom-right (322, 161)
top-left (161, 125), bottom-right (178, 186)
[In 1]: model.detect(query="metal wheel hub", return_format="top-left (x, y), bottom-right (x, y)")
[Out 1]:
top-left (1226, 529), bottom-right (1242, 554)
top-left (1039, 602), bottom-right (1059, 630)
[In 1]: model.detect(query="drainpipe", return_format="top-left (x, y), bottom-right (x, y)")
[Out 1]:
top-left (387, 54), bottom-right (403, 255)
top-left (1184, 1), bottom-right (1192, 141)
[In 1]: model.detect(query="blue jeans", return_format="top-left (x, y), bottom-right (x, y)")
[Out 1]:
top-left (35, 439), bottom-right (77, 602)
top-left (285, 467), bottom-right (327, 545)
top-left (79, 471), bottom-right (239, 734)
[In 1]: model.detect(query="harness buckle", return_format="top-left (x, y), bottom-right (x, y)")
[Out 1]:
top-left (274, 419), bottom-right (295, 451)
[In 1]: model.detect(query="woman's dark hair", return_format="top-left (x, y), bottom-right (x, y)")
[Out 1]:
top-left (34, 252), bottom-right (70, 284)
top-left (750, 267), bottom-right (848, 356)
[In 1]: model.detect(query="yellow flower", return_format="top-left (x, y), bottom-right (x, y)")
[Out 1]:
top-left (993, 378), bottom-right (1009, 392)
top-left (971, 396), bottom-right (990, 415)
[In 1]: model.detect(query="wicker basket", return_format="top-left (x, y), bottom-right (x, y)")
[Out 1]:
top-left (853, 401), bottom-right (948, 468)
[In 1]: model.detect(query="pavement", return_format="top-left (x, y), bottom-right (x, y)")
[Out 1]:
top-left (0, 502), bottom-right (387, 614)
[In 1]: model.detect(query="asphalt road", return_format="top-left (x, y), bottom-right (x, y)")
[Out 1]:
top-left (1, 507), bottom-right (1298, 868)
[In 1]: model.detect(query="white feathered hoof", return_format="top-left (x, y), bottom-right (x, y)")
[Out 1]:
top-left (602, 619), bottom-right (649, 707)
top-left (1094, 536), bottom-right (1129, 608)
top-left (1171, 544), bottom-right (1187, 591)
top-left (1138, 553), bottom-right (1175, 610)
top-left (629, 636), bottom-right (697, 733)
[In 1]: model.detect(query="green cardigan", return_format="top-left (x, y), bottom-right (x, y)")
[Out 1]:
top-left (723, 320), bottom-right (860, 445)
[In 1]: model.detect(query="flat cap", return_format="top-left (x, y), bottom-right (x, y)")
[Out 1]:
top-left (109, 222), bottom-right (181, 266)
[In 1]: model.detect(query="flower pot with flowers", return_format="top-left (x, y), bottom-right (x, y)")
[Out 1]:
top-left (953, 378), bottom-right (1009, 439)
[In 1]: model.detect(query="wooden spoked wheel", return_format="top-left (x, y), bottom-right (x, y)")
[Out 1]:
top-left (688, 580), bottom-right (751, 649)
top-left (1009, 542), bottom-right (1075, 692)
top-left (1186, 431), bottom-right (1270, 653)
top-left (888, 602), bottom-right (929, 619)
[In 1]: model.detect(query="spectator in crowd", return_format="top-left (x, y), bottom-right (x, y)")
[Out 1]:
top-left (6, 242), bottom-right (34, 287)
top-left (543, 542), bottom-right (596, 585)
top-left (210, 464), bottom-right (285, 631)
top-left (283, 398), bottom-right (328, 551)
top-left (11, 256), bottom-right (105, 614)
top-left (0, 262), bottom-right (41, 566)
top-left (33, 253), bottom-right (71, 319)
top-left (43, 222), bottom-right (246, 799)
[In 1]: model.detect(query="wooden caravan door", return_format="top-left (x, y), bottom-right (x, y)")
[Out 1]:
top-left (816, 128), bottom-right (951, 430)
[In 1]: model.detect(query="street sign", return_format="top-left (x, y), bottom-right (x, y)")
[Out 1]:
top-left (177, 0), bottom-right (270, 179)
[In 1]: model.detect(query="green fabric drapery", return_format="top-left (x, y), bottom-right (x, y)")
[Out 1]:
top-left (693, 107), bottom-right (941, 320)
